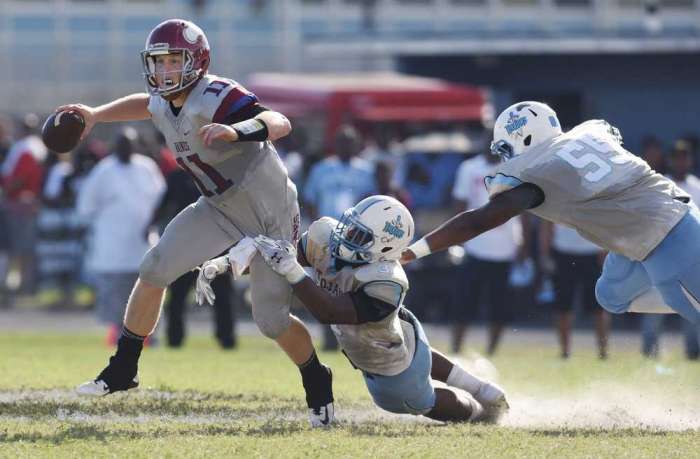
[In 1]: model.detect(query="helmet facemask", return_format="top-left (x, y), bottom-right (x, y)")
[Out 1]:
top-left (141, 48), bottom-right (199, 97)
top-left (330, 209), bottom-right (375, 264)
top-left (490, 139), bottom-right (515, 161)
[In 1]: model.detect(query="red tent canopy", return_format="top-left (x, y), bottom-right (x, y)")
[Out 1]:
top-left (247, 72), bottom-right (490, 149)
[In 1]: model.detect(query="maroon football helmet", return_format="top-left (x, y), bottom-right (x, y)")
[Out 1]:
top-left (141, 19), bottom-right (210, 97)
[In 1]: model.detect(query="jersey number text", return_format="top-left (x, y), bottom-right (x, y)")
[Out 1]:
top-left (555, 134), bottom-right (628, 182)
top-left (176, 153), bottom-right (233, 197)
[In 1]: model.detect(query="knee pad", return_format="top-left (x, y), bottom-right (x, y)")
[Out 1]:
top-left (252, 309), bottom-right (291, 339)
top-left (138, 246), bottom-right (169, 288)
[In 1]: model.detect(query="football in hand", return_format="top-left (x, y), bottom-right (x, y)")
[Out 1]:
top-left (41, 110), bottom-right (85, 153)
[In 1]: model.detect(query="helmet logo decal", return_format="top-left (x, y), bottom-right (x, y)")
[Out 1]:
top-left (183, 26), bottom-right (199, 44)
top-left (505, 111), bottom-right (527, 138)
top-left (383, 215), bottom-right (405, 239)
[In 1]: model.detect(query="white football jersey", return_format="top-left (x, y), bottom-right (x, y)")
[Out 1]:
top-left (486, 120), bottom-right (690, 261)
top-left (148, 74), bottom-right (282, 207)
top-left (302, 217), bottom-right (415, 376)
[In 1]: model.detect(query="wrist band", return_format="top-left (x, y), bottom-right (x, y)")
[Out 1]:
top-left (287, 263), bottom-right (307, 285)
top-left (232, 118), bottom-right (268, 142)
top-left (408, 238), bottom-right (431, 260)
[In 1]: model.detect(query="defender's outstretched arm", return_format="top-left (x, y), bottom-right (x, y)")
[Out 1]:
top-left (291, 279), bottom-right (359, 325)
top-left (404, 184), bottom-right (543, 262)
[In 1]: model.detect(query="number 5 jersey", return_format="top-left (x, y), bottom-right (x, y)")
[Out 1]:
top-left (486, 120), bottom-right (690, 261)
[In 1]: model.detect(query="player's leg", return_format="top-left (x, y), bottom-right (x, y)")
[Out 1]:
top-left (362, 311), bottom-right (483, 422)
top-left (78, 199), bottom-right (238, 396)
top-left (248, 253), bottom-right (334, 427)
top-left (427, 387), bottom-right (483, 422)
top-left (594, 252), bottom-right (669, 315)
top-left (241, 179), bottom-right (333, 426)
top-left (653, 276), bottom-right (700, 326)
top-left (639, 205), bottom-right (700, 325)
top-left (431, 348), bottom-right (508, 417)
top-left (164, 271), bottom-right (196, 347)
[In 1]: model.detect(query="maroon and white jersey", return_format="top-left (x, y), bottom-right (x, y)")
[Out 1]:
top-left (148, 73), bottom-right (286, 206)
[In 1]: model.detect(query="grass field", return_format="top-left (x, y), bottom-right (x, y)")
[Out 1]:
top-left (0, 331), bottom-right (698, 458)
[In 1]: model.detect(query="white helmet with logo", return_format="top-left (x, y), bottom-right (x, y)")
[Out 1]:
top-left (330, 195), bottom-right (414, 263)
top-left (490, 101), bottom-right (563, 160)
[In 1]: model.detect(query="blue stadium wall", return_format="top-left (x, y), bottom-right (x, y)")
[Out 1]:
top-left (399, 53), bottom-right (700, 154)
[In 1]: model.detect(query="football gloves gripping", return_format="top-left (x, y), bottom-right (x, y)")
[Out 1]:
top-left (253, 235), bottom-right (306, 285)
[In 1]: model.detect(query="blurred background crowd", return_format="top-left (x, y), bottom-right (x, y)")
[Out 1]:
top-left (1, 0), bottom-right (699, 360)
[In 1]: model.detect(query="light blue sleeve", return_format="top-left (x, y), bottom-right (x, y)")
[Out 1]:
top-left (484, 173), bottom-right (524, 198)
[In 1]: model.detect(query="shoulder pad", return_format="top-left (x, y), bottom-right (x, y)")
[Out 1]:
top-left (354, 261), bottom-right (408, 291)
top-left (304, 217), bottom-right (338, 267)
top-left (308, 217), bottom-right (337, 244)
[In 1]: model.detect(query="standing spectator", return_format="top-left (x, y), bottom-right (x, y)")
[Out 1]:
top-left (303, 125), bottom-right (375, 350)
top-left (148, 156), bottom-right (237, 349)
top-left (641, 140), bottom-right (700, 360)
top-left (450, 151), bottom-right (526, 355)
top-left (77, 128), bottom-right (165, 345)
top-left (303, 125), bottom-right (375, 221)
top-left (1, 114), bottom-right (47, 296)
top-left (37, 152), bottom-right (86, 309)
top-left (540, 222), bottom-right (609, 359)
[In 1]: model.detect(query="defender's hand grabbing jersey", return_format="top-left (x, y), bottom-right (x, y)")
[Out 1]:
top-left (301, 217), bottom-right (414, 376)
top-left (486, 120), bottom-right (690, 261)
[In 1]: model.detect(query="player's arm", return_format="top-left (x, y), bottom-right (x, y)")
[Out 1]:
top-left (56, 93), bottom-right (151, 140)
top-left (291, 279), bottom-right (360, 325)
top-left (200, 106), bottom-right (291, 146)
top-left (199, 82), bottom-right (291, 147)
top-left (403, 183), bottom-right (544, 262)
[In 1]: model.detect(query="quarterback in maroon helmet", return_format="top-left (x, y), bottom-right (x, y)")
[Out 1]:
top-left (56, 19), bottom-right (334, 427)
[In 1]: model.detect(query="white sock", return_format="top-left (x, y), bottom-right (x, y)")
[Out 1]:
top-left (446, 364), bottom-right (484, 395)
top-left (628, 288), bottom-right (675, 314)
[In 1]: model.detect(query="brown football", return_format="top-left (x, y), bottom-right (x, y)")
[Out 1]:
top-left (41, 110), bottom-right (85, 153)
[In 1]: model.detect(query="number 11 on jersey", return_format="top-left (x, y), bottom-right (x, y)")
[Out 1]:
top-left (176, 153), bottom-right (233, 197)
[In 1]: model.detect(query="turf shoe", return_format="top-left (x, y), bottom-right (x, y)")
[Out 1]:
top-left (309, 402), bottom-right (335, 428)
top-left (76, 355), bottom-right (139, 396)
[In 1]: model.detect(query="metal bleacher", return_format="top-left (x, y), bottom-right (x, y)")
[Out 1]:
top-left (1, 0), bottom-right (699, 113)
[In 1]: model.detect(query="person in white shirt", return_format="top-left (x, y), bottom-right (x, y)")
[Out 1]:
top-left (539, 222), bottom-right (609, 359)
top-left (451, 151), bottom-right (527, 355)
top-left (77, 128), bottom-right (165, 343)
top-left (641, 141), bottom-right (700, 360)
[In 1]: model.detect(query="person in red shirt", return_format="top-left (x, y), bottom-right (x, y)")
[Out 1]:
top-left (1, 114), bottom-right (47, 295)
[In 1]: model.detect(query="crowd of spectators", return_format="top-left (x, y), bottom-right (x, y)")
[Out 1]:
top-left (0, 113), bottom-right (698, 360)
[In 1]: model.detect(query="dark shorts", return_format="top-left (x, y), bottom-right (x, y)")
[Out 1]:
top-left (551, 250), bottom-right (601, 313)
top-left (452, 255), bottom-right (513, 324)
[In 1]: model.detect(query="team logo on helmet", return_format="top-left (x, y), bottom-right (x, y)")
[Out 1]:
top-left (183, 25), bottom-right (199, 44)
top-left (505, 112), bottom-right (527, 138)
top-left (382, 215), bottom-right (405, 239)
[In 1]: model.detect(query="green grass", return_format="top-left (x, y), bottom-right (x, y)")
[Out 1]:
top-left (0, 332), bottom-right (698, 458)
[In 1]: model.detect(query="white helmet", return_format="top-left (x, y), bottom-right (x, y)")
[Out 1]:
top-left (491, 101), bottom-right (562, 159)
top-left (330, 195), bottom-right (414, 263)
